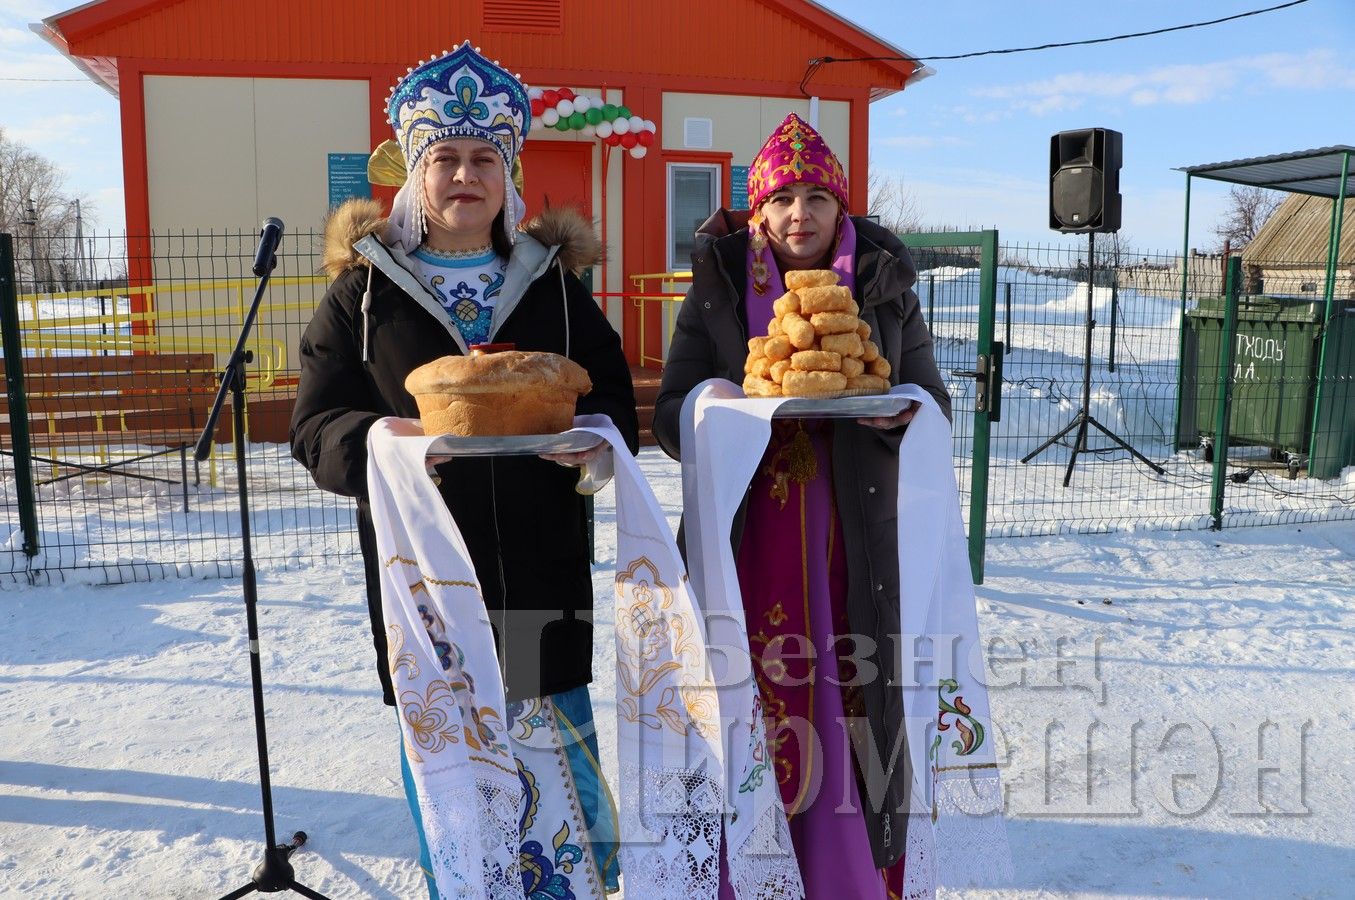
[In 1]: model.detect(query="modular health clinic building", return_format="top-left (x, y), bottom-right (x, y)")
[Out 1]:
top-left (35, 0), bottom-right (929, 365)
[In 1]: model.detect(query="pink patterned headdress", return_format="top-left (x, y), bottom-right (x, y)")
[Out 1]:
top-left (746, 113), bottom-right (849, 212)
top-left (746, 113), bottom-right (850, 293)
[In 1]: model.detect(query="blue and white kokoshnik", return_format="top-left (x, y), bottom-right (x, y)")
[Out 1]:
top-left (387, 41), bottom-right (530, 177)
top-left (382, 41), bottom-right (531, 254)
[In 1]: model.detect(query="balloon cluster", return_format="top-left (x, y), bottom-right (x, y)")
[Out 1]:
top-left (527, 87), bottom-right (656, 159)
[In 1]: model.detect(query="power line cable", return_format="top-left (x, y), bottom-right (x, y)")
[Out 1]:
top-left (801, 0), bottom-right (1312, 94)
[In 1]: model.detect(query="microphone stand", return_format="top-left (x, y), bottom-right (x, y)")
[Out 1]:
top-left (196, 220), bottom-right (331, 900)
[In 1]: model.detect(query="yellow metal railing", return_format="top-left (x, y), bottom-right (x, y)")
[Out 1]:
top-left (16, 274), bottom-right (330, 389)
top-left (15, 274), bottom-right (331, 486)
top-left (629, 271), bottom-right (691, 368)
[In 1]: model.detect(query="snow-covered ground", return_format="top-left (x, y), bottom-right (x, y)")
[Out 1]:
top-left (4, 265), bottom-right (1353, 896)
top-left (2, 446), bottom-right (1352, 899)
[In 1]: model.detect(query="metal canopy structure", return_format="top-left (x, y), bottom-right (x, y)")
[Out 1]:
top-left (1178, 145), bottom-right (1355, 199)
top-left (1175, 145), bottom-right (1352, 480)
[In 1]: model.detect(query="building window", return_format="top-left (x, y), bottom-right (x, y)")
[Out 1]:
top-left (668, 164), bottom-right (720, 271)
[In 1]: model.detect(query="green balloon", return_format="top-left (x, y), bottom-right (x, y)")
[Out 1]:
top-left (554, 118), bottom-right (571, 131)
top-left (568, 111), bottom-right (586, 130)
top-left (584, 107), bottom-right (603, 126)
top-left (617, 106), bottom-right (632, 120)
top-left (601, 104), bottom-right (619, 121)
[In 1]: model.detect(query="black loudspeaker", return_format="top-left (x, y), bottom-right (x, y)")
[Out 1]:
top-left (1049, 128), bottom-right (1122, 233)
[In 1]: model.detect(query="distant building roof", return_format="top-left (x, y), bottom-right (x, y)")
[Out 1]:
top-left (1243, 194), bottom-right (1355, 267)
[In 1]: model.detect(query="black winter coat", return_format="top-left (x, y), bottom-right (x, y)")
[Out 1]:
top-left (652, 209), bottom-right (950, 868)
top-left (291, 200), bottom-right (638, 704)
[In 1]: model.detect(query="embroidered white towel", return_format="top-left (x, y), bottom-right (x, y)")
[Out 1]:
top-left (679, 380), bottom-right (1011, 898)
top-left (367, 415), bottom-right (729, 898)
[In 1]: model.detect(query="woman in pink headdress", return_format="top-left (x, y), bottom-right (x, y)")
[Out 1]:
top-left (653, 113), bottom-right (951, 897)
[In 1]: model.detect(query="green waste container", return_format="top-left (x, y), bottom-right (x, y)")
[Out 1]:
top-left (1181, 294), bottom-right (1355, 477)
top-left (1185, 295), bottom-right (1322, 456)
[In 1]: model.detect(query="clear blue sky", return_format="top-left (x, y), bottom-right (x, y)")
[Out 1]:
top-left (2, 0), bottom-right (1352, 251)
top-left (824, 0), bottom-right (1355, 250)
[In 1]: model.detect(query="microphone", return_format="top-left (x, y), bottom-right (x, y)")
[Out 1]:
top-left (252, 217), bottom-right (285, 276)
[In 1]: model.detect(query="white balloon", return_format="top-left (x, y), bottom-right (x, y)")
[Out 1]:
top-left (527, 86), bottom-right (544, 100)
top-left (542, 108), bottom-right (560, 127)
top-left (573, 95), bottom-right (591, 112)
top-left (582, 124), bottom-right (596, 137)
top-left (595, 121), bottom-right (613, 139)
top-left (613, 117), bottom-right (630, 135)
top-left (628, 115), bottom-right (644, 132)
top-left (556, 98), bottom-right (575, 117)
top-left (644, 119), bottom-right (657, 133)
top-left (630, 145), bottom-right (648, 159)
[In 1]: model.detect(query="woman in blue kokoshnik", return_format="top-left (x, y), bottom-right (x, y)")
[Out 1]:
top-left (290, 43), bottom-right (637, 898)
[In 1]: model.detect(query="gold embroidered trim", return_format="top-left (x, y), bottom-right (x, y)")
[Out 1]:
top-left (467, 754), bottom-right (517, 777)
top-left (384, 555), bottom-right (479, 590)
top-left (935, 761), bottom-right (1000, 774)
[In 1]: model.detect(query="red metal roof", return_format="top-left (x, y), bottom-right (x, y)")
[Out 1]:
top-left (43, 0), bottom-right (925, 99)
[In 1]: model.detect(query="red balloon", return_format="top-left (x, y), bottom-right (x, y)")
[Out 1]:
top-left (542, 89), bottom-right (560, 106)
top-left (620, 132), bottom-right (638, 149)
top-left (557, 87), bottom-right (576, 101)
top-left (604, 134), bottom-right (622, 146)
top-left (530, 98), bottom-right (545, 117)
top-left (637, 130), bottom-right (654, 147)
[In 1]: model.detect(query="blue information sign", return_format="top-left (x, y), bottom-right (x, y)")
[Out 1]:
top-left (328, 153), bottom-right (371, 208)
top-left (730, 165), bottom-right (751, 211)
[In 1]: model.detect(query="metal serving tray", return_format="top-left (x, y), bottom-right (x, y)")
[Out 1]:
top-left (771, 395), bottom-right (910, 419)
top-left (425, 432), bottom-right (604, 458)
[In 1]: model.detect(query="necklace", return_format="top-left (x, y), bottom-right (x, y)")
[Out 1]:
top-left (418, 243), bottom-right (494, 261)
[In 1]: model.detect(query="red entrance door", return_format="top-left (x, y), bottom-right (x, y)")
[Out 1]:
top-left (519, 141), bottom-right (593, 222)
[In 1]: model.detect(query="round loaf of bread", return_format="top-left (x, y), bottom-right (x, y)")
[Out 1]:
top-left (405, 350), bottom-right (592, 436)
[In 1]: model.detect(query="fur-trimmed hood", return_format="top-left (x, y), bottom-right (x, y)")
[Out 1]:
top-left (321, 197), bottom-right (602, 279)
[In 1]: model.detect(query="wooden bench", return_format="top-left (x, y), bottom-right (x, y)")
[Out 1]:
top-left (0, 353), bottom-right (219, 512)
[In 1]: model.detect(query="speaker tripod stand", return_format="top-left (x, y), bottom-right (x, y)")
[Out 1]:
top-left (1021, 231), bottom-right (1164, 485)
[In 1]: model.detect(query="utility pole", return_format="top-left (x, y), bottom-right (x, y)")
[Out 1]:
top-left (20, 197), bottom-right (38, 290)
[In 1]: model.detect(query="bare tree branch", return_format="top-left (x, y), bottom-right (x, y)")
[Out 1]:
top-left (1212, 184), bottom-right (1282, 251)
top-left (867, 165), bottom-right (924, 234)
top-left (0, 127), bottom-right (94, 287)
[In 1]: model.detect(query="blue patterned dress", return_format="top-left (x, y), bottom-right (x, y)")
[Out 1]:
top-left (399, 685), bottom-right (621, 899)
top-left (410, 245), bottom-right (508, 347)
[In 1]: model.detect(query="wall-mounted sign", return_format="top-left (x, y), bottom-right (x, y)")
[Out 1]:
top-left (729, 165), bottom-right (750, 211)
top-left (328, 153), bottom-right (371, 208)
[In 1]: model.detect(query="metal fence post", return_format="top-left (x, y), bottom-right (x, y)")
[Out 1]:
top-left (1305, 149), bottom-right (1350, 478)
top-left (1210, 256), bottom-right (1243, 530)
top-left (926, 273), bottom-right (935, 338)
top-left (0, 234), bottom-right (41, 559)
top-left (1004, 281), bottom-right (1013, 354)
top-left (968, 229), bottom-right (999, 583)
top-left (1108, 272), bottom-right (1119, 373)
top-left (1173, 173), bottom-right (1192, 449)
